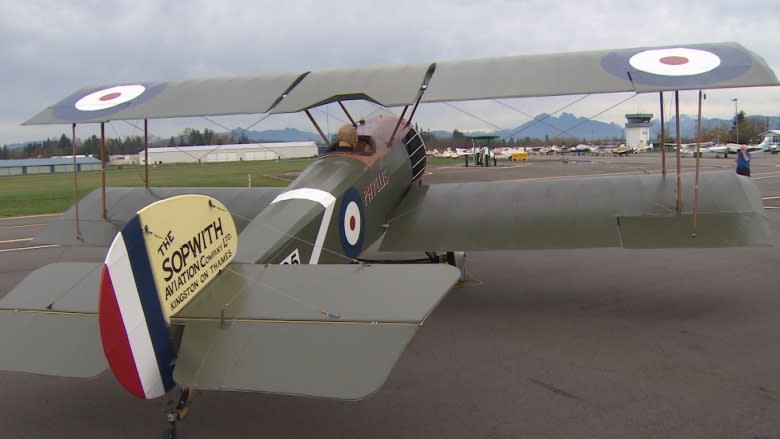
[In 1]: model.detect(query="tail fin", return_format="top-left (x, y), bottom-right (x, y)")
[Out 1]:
top-left (98, 195), bottom-right (237, 399)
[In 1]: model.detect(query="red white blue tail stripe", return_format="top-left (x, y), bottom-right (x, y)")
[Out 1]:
top-left (98, 216), bottom-right (175, 399)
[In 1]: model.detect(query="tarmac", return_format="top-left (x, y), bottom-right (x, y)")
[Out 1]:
top-left (1, 153), bottom-right (780, 438)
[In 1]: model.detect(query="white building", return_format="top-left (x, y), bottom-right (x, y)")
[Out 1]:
top-left (625, 113), bottom-right (653, 149)
top-left (138, 142), bottom-right (318, 164)
top-left (108, 155), bottom-right (139, 166)
top-left (0, 157), bottom-right (101, 176)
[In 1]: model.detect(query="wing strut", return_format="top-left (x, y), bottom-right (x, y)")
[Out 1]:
top-left (675, 90), bottom-right (682, 212)
top-left (659, 92), bottom-right (666, 176)
top-left (100, 122), bottom-right (107, 218)
top-left (692, 89), bottom-right (704, 238)
top-left (387, 63), bottom-right (437, 148)
top-left (338, 101), bottom-right (356, 127)
top-left (71, 123), bottom-right (81, 239)
top-left (144, 119), bottom-right (150, 188)
top-left (387, 105), bottom-right (409, 149)
top-left (304, 109), bottom-right (330, 145)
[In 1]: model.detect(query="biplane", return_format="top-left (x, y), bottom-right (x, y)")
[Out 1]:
top-left (0, 42), bottom-right (776, 428)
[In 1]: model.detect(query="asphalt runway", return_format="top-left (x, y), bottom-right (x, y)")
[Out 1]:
top-left (2, 154), bottom-right (780, 438)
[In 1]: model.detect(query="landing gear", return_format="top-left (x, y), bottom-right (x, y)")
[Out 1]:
top-left (164, 388), bottom-right (195, 439)
top-left (445, 251), bottom-right (467, 283)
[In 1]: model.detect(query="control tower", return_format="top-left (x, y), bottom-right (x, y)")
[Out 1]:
top-left (625, 113), bottom-right (652, 149)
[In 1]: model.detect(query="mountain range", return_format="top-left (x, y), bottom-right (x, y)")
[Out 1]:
top-left (177, 113), bottom-right (780, 143)
top-left (6, 114), bottom-right (779, 149)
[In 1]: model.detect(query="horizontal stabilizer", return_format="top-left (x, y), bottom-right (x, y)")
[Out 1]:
top-left (172, 263), bottom-right (460, 399)
top-left (0, 263), bottom-right (107, 377)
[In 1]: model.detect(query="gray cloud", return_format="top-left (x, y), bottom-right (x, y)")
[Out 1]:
top-left (1, 0), bottom-right (778, 144)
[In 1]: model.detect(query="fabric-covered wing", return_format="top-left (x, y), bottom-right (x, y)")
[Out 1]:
top-left (34, 187), bottom-right (284, 246)
top-left (24, 73), bottom-right (305, 125)
top-left (269, 63), bottom-right (434, 113)
top-left (23, 42), bottom-right (777, 125)
top-left (380, 171), bottom-right (771, 252)
top-left (422, 42), bottom-right (778, 102)
top-left (0, 263), bottom-right (107, 378)
top-left (172, 263), bottom-right (460, 399)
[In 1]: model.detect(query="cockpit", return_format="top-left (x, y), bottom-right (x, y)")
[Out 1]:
top-left (327, 134), bottom-right (376, 156)
top-left (326, 123), bottom-right (377, 157)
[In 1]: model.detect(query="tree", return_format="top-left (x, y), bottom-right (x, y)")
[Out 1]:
top-left (729, 110), bottom-right (747, 143)
top-left (57, 134), bottom-right (72, 154)
top-left (79, 135), bottom-right (100, 156)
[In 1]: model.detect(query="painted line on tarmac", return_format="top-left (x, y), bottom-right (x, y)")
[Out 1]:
top-left (0, 244), bottom-right (60, 253)
top-left (762, 196), bottom-right (780, 200)
top-left (753, 171), bottom-right (780, 180)
top-left (0, 213), bottom-right (62, 221)
top-left (0, 238), bottom-right (32, 244)
top-left (0, 223), bottom-right (47, 231)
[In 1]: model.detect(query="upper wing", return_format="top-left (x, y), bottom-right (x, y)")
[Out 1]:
top-left (34, 187), bottom-right (285, 246)
top-left (379, 171), bottom-right (771, 252)
top-left (24, 42), bottom-right (778, 125)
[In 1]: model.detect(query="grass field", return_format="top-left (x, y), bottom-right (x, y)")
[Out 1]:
top-left (0, 157), bottom-right (464, 217)
top-left (0, 159), bottom-right (316, 217)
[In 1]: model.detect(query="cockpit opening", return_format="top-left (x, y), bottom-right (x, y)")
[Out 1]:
top-left (327, 123), bottom-right (376, 156)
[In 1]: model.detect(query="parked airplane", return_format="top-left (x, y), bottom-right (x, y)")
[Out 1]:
top-left (759, 131), bottom-right (780, 154)
top-left (612, 144), bottom-right (636, 156)
top-left (0, 42), bottom-right (776, 432)
top-left (705, 134), bottom-right (780, 157)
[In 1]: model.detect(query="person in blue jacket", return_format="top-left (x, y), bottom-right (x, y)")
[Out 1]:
top-left (736, 144), bottom-right (751, 177)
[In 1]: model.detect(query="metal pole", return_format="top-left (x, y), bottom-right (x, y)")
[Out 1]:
top-left (72, 123), bottom-right (81, 239)
top-left (144, 119), bottom-right (149, 188)
top-left (100, 122), bottom-right (107, 219)
top-left (675, 90), bottom-right (682, 212)
top-left (733, 98), bottom-right (739, 144)
top-left (659, 92), bottom-right (666, 175)
top-left (693, 90), bottom-right (703, 238)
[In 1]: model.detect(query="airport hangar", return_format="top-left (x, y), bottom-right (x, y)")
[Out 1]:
top-left (137, 141), bottom-right (318, 165)
top-left (0, 156), bottom-right (101, 176)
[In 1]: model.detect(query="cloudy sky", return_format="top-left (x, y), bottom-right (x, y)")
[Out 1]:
top-left (1, 0), bottom-right (778, 145)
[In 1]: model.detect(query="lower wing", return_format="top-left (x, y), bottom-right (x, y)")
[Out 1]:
top-left (380, 171), bottom-right (771, 251)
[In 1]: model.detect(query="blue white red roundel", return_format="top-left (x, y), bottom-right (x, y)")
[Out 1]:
top-left (52, 82), bottom-right (167, 122)
top-left (75, 85), bottom-right (147, 111)
top-left (338, 188), bottom-right (365, 259)
top-left (600, 44), bottom-right (752, 87)
top-left (628, 48), bottom-right (720, 76)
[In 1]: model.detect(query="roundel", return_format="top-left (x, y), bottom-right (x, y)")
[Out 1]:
top-left (338, 188), bottom-right (365, 259)
top-left (52, 82), bottom-right (167, 122)
top-left (601, 44), bottom-right (752, 87)
top-left (75, 85), bottom-right (147, 111)
top-left (628, 48), bottom-right (720, 76)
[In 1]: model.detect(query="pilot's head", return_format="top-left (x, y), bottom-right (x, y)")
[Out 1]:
top-left (337, 124), bottom-right (357, 149)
